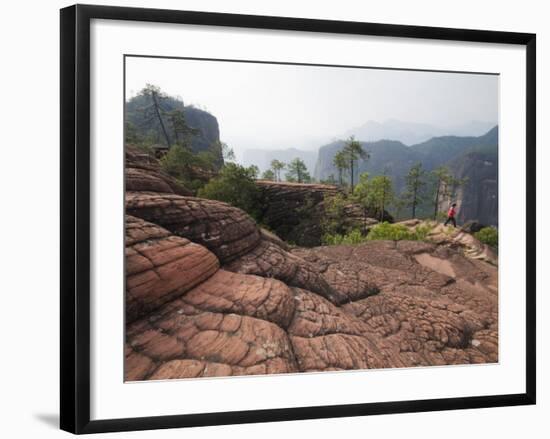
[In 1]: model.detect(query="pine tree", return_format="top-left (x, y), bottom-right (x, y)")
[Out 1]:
top-left (285, 158), bottom-right (311, 183)
top-left (261, 169), bottom-right (276, 181)
top-left (333, 150), bottom-right (348, 186)
top-left (342, 136), bottom-right (369, 192)
top-left (404, 162), bottom-right (426, 219)
top-left (369, 175), bottom-right (394, 221)
top-left (270, 159), bottom-right (285, 182)
top-left (140, 84), bottom-right (172, 147)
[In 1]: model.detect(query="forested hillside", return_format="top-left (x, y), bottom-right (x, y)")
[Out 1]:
top-left (314, 127), bottom-right (498, 224)
top-left (125, 85), bottom-right (223, 165)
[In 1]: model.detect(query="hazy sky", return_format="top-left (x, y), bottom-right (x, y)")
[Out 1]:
top-left (126, 56), bottom-right (498, 160)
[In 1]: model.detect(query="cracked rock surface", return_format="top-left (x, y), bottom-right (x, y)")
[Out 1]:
top-left (126, 146), bottom-right (192, 196)
top-left (124, 153), bottom-right (498, 381)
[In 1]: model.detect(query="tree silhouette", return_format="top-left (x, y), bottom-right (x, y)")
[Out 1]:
top-left (333, 150), bottom-right (348, 186)
top-left (270, 159), bottom-right (285, 182)
top-left (140, 84), bottom-right (172, 147)
top-left (404, 162), bottom-right (426, 219)
top-left (285, 158), bottom-right (311, 183)
top-left (343, 136), bottom-right (369, 192)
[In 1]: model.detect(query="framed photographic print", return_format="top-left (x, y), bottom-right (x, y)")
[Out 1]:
top-left (60, 4), bottom-right (536, 434)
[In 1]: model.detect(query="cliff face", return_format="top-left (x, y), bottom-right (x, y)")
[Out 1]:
top-left (183, 106), bottom-right (221, 155)
top-left (256, 180), bottom-right (387, 247)
top-left (257, 180), bottom-right (338, 247)
top-left (314, 127), bottom-right (499, 225)
top-left (450, 152), bottom-right (498, 226)
top-left (125, 94), bottom-right (222, 163)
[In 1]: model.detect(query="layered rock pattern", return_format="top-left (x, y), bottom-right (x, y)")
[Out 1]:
top-left (125, 146), bottom-right (192, 196)
top-left (125, 153), bottom-right (498, 381)
top-left (126, 192), bottom-right (261, 263)
top-left (125, 215), bottom-right (219, 323)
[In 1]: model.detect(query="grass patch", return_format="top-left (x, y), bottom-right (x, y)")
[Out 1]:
top-left (322, 229), bottom-right (367, 245)
top-left (474, 226), bottom-right (498, 248)
top-left (367, 222), bottom-right (431, 241)
top-left (322, 222), bottom-right (433, 245)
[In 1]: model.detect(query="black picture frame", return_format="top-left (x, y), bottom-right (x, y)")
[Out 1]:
top-left (60, 4), bottom-right (536, 434)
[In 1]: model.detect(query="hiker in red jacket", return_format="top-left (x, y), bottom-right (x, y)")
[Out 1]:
top-left (444, 203), bottom-right (458, 227)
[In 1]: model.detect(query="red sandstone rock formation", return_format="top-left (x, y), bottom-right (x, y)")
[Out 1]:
top-left (125, 146), bottom-right (192, 196)
top-left (124, 154), bottom-right (499, 381)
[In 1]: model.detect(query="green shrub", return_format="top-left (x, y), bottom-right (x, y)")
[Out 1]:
top-left (474, 226), bottom-right (498, 247)
top-left (158, 144), bottom-right (216, 192)
top-left (322, 229), bottom-right (367, 245)
top-left (198, 163), bottom-right (262, 220)
top-left (413, 224), bottom-right (432, 241)
top-left (367, 222), bottom-right (432, 241)
top-left (322, 222), bottom-right (433, 245)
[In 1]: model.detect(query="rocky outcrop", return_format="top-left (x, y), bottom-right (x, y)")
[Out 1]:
top-left (125, 215), bottom-right (219, 323)
top-left (126, 191), bottom-right (340, 303)
top-left (294, 241), bottom-right (498, 367)
top-left (450, 151), bottom-right (498, 226)
top-left (126, 192), bottom-right (261, 263)
top-left (125, 159), bottom-right (499, 381)
top-left (126, 93), bottom-right (223, 165)
top-left (397, 219), bottom-right (498, 265)
top-left (257, 180), bottom-right (338, 247)
top-left (126, 146), bottom-right (192, 196)
top-left (256, 180), bottom-right (384, 246)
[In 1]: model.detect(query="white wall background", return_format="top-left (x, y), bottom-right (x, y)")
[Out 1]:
top-left (0, 0), bottom-right (546, 437)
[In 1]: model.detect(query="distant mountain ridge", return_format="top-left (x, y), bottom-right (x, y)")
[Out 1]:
top-left (344, 119), bottom-right (497, 146)
top-left (240, 147), bottom-right (318, 175)
top-left (314, 126), bottom-right (499, 225)
top-left (241, 119), bottom-right (496, 176)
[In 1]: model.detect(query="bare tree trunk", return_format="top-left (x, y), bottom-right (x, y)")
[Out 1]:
top-left (151, 91), bottom-right (171, 148)
top-left (412, 186), bottom-right (417, 218)
top-left (350, 159), bottom-right (354, 192)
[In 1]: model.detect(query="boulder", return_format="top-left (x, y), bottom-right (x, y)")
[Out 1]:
top-left (125, 145), bottom-right (192, 195)
top-left (461, 221), bottom-right (487, 234)
top-left (126, 192), bottom-right (261, 263)
top-left (126, 215), bottom-right (219, 323)
top-left (256, 180), bottom-right (384, 246)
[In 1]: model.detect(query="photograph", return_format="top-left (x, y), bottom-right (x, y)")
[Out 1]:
top-left (124, 56), bottom-right (500, 382)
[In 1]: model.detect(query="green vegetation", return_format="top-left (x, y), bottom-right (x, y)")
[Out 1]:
top-left (322, 229), bottom-right (367, 245)
top-left (323, 222), bottom-right (432, 246)
top-left (474, 226), bottom-right (498, 247)
top-left (160, 144), bottom-right (216, 191)
top-left (342, 136), bottom-right (370, 192)
top-left (353, 173), bottom-right (394, 222)
top-left (270, 159), bottom-right (285, 182)
top-left (261, 169), bottom-right (276, 181)
top-left (285, 158), bottom-right (311, 183)
top-left (198, 163), bottom-right (262, 220)
top-left (402, 162), bottom-right (427, 219)
top-left (430, 166), bottom-right (467, 220)
top-left (367, 222), bottom-right (431, 241)
top-left (333, 150), bottom-right (348, 187)
top-left (125, 84), bottom-right (224, 168)
top-left (321, 193), bottom-right (349, 237)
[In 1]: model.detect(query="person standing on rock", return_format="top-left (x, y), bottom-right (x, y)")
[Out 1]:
top-left (444, 203), bottom-right (458, 227)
